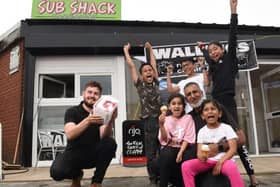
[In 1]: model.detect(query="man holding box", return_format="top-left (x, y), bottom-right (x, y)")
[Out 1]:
top-left (50, 81), bottom-right (117, 187)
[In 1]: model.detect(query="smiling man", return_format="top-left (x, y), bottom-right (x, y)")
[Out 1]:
top-left (50, 81), bottom-right (117, 187)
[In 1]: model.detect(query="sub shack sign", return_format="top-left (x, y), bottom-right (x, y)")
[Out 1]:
top-left (32, 0), bottom-right (121, 20)
top-left (149, 40), bottom-right (258, 77)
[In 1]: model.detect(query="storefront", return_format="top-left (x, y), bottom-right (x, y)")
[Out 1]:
top-left (0, 19), bottom-right (280, 167)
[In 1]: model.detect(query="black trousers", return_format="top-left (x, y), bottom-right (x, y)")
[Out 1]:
top-left (213, 94), bottom-right (255, 176)
top-left (213, 94), bottom-right (238, 124)
top-left (238, 145), bottom-right (255, 175)
top-left (50, 137), bottom-right (117, 184)
top-left (142, 116), bottom-right (160, 181)
top-left (154, 145), bottom-right (196, 187)
top-left (159, 146), bottom-right (183, 187)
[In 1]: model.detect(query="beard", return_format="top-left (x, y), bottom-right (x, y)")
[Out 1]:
top-left (189, 97), bottom-right (204, 109)
top-left (84, 100), bottom-right (94, 109)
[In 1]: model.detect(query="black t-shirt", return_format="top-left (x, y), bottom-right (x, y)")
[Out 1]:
top-left (64, 102), bottom-right (100, 150)
top-left (203, 14), bottom-right (239, 97)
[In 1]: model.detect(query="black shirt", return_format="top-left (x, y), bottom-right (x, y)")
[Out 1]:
top-left (203, 14), bottom-right (239, 97)
top-left (64, 102), bottom-right (100, 150)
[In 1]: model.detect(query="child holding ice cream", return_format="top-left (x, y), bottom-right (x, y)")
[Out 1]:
top-left (181, 99), bottom-right (244, 187)
top-left (158, 93), bottom-right (196, 187)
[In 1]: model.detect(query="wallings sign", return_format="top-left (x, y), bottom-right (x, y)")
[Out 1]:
top-left (146, 40), bottom-right (258, 78)
top-left (32, 0), bottom-right (121, 20)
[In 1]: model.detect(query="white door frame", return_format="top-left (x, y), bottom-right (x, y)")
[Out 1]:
top-left (260, 66), bottom-right (280, 152)
top-left (32, 56), bottom-right (126, 166)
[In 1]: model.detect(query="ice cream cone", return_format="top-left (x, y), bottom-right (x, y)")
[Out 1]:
top-left (160, 105), bottom-right (168, 115)
top-left (201, 144), bottom-right (210, 159)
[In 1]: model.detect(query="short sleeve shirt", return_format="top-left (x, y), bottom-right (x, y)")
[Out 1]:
top-left (135, 78), bottom-right (162, 118)
top-left (158, 114), bottom-right (196, 148)
top-left (64, 102), bottom-right (100, 150)
top-left (197, 123), bottom-right (237, 160)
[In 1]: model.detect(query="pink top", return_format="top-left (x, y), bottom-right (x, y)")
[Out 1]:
top-left (158, 114), bottom-right (196, 148)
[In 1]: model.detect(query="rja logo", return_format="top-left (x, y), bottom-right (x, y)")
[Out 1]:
top-left (128, 125), bottom-right (141, 137)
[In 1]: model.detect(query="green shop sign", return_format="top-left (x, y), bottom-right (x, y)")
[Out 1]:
top-left (32, 0), bottom-right (121, 20)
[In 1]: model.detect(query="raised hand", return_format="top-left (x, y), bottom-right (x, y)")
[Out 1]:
top-left (123, 43), bottom-right (131, 52)
top-left (230, 0), bottom-right (237, 14)
top-left (197, 41), bottom-right (206, 50)
top-left (144, 42), bottom-right (152, 49)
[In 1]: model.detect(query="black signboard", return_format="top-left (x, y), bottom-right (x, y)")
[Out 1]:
top-left (122, 120), bottom-right (146, 167)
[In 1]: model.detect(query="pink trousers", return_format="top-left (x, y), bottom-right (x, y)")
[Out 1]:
top-left (181, 159), bottom-right (244, 187)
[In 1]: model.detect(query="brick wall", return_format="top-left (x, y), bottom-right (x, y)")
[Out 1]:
top-left (0, 41), bottom-right (24, 163)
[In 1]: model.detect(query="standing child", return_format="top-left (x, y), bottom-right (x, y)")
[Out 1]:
top-left (158, 93), bottom-right (196, 187)
top-left (123, 42), bottom-right (162, 184)
top-left (181, 99), bottom-right (244, 187)
top-left (198, 0), bottom-right (258, 186)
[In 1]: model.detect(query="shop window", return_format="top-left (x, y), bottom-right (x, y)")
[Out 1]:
top-left (80, 75), bottom-right (112, 95)
top-left (38, 106), bottom-right (70, 130)
top-left (39, 74), bottom-right (74, 98)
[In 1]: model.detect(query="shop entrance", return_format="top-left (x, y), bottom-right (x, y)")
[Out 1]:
top-left (32, 56), bottom-right (126, 166)
top-left (260, 66), bottom-right (280, 152)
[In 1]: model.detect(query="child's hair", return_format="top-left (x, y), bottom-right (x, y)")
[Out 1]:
top-left (200, 99), bottom-right (222, 121)
top-left (138, 63), bottom-right (155, 75)
top-left (180, 57), bottom-right (195, 64)
top-left (208, 41), bottom-right (223, 51)
top-left (167, 93), bottom-right (186, 117)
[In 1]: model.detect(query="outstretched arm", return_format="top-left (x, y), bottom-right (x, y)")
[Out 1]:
top-left (230, 0), bottom-right (237, 14)
top-left (158, 113), bottom-right (168, 142)
top-left (228, 0), bottom-right (238, 56)
top-left (65, 113), bottom-right (103, 140)
top-left (166, 64), bottom-right (180, 93)
top-left (123, 43), bottom-right (139, 83)
top-left (197, 41), bottom-right (212, 64)
top-left (145, 42), bottom-right (159, 80)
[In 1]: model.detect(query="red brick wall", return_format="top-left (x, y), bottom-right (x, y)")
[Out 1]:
top-left (0, 41), bottom-right (24, 163)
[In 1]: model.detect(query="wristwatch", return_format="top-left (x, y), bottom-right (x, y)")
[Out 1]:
top-left (218, 142), bottom-right (224, 152)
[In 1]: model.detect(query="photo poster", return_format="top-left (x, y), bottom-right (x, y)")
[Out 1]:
top-left (144, 39), bottom-right (259, 79)
top-left (144, 40), bottom-right (258, 104)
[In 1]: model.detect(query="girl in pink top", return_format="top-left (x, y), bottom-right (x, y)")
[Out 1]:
top-left (158, 93), bottom-right (196, 187)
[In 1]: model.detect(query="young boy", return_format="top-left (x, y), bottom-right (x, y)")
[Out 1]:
top-left (123, 42), bottom-right (162, 184)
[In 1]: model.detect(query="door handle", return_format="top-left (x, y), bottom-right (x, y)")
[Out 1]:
top-left (272, 111), bottom-right (280, 116)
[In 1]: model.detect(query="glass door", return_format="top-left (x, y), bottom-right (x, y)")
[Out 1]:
top-left (260, 66), bottom-right (280, 152)
top-left (33, 56), bottom-right (126, 166)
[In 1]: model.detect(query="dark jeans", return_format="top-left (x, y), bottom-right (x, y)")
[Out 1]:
top-left (151, 144), bottom-right (196, 187)
top-left (159, 146), bottom-right (182, 187)
top-left (142, 116), bottom-right (160, 181)
top-left (50, 137), bottom-right (117, 184)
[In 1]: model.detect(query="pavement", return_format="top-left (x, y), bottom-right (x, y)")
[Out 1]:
top-left (1, 156), bottom-right (280, 187)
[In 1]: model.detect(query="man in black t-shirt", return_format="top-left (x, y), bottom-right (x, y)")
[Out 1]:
top-left (50, 81), bottom-right (117, 187)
